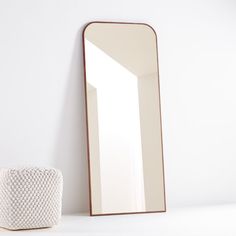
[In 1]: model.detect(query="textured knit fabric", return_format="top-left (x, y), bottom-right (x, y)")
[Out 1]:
top-left (0, 167), bottom-right (63, 230)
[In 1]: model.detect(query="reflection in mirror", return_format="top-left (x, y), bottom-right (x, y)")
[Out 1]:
top-left (83, 22), bottom-right (166, 215)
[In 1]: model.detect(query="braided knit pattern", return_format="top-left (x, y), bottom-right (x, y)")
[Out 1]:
top-left (0, 167), bottom-right (63, 230)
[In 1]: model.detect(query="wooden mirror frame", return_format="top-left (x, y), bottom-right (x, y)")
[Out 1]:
top-left (82, 21), bottom-right (166, 216)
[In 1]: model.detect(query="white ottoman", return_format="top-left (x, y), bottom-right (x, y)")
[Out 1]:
top-left (0, 167), bottom-right (63, 230)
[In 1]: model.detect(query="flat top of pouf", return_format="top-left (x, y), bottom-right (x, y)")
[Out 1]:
top-left (0, 167), bottom-right (61, 174)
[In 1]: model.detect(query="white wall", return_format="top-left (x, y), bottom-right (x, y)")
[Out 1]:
top-left (0, 0), bottom-right (236, 213)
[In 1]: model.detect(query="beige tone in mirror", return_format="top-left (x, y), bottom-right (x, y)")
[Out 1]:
top-left (83, 22), bottom-right (166, 216)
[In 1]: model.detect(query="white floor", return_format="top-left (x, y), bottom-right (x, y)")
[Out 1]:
top-left (1, 204), bottom-right (236, 235)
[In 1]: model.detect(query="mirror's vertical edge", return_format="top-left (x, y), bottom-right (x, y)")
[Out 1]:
top-left (82, 23), bottom-right (93, 216)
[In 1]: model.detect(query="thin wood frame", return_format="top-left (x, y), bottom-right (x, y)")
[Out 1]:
top-left (82, 21), bottom-right (167, 216)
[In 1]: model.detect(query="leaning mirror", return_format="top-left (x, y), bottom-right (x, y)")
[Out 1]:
top-left (83, 22), bottom-right (166, 216)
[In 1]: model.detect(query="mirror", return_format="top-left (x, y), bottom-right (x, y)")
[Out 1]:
top-left (83, 22), bottom-right (166, 216)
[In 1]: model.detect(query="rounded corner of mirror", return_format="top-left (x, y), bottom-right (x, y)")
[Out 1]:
top-left (140, 23), bottom-right (158, 39)
top-left (83, 21), bottom-right (98, 37)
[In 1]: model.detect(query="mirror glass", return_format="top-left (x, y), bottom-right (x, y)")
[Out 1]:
top-left (83, 22), bottom-right (166, 215)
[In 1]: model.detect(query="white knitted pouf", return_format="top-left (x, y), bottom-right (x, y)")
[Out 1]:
top-left (0, 167), bottom-right (63, 230)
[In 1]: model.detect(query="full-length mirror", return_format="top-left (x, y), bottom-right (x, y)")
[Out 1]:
top-left (83, 22), bottom-right (166, 216)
